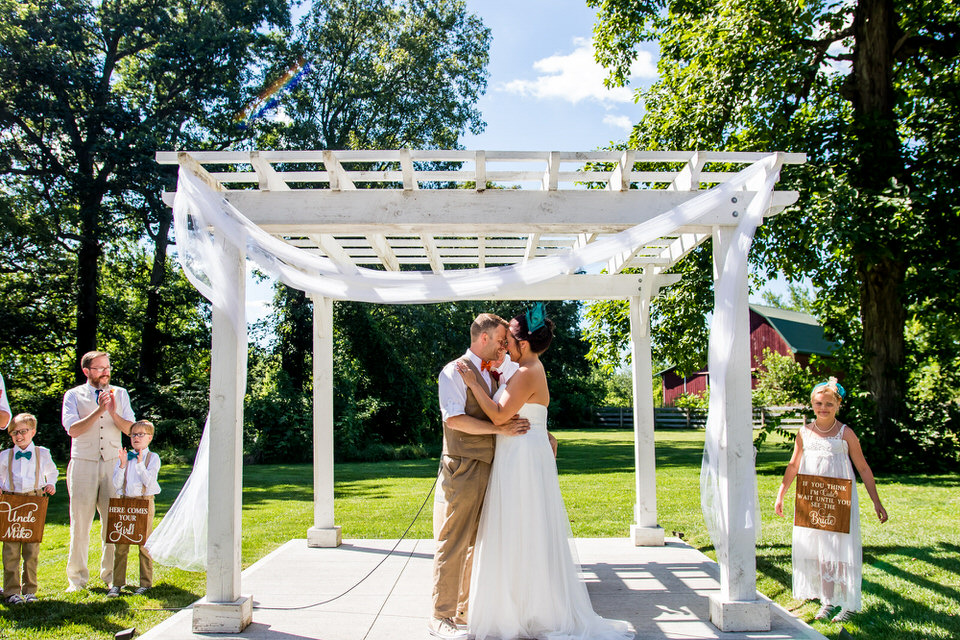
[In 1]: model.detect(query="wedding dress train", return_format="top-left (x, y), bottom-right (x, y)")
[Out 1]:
top-left (468, 400), bottom-right (634, 640)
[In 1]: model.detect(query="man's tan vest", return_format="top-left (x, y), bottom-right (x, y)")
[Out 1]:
top-left (441, 356), bottom-right (498, 464)
top-left (69, 385), bottom-right (124, 462)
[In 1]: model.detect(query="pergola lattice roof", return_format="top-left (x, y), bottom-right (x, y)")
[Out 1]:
top-left (157, 150), bottom-right (804, 298)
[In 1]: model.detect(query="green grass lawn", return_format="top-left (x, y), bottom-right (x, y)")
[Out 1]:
top-left (1, 429), bottom-right (957, 639)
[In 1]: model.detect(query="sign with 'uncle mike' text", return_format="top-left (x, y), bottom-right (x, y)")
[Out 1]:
top-left (106, 497), bottom-right (152, 546)
top-left (0, 494), bottom-right (48, 543)
top-left (795, 473), bottom-right (853, 534)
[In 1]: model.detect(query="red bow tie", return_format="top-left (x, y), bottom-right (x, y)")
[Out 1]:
top-left (480, 360), bottom-right (493, 372)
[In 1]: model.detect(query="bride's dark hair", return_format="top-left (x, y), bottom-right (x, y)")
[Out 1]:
top-left (510, 310), bottom-right (555, 354)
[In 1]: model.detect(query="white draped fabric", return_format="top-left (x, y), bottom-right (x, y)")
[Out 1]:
top-left (144, 417), bottom-right (210, 571)
top-left (151, 153), bottom-right (781, 571)
top-left (699, 161), bottom-right (778, 571)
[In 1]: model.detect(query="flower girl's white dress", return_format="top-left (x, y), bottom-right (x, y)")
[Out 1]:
top-left (792, 423), bottom-right (862, 611)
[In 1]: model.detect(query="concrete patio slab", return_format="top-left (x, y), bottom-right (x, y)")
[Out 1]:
top-left (138, 537), bottom-right (827, 640)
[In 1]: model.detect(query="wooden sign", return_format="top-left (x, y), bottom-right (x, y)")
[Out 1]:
top-left (0, 494), bottom-right (49, 543)
top-left (106, 498), bottom-right (152, 546)
top-left (795, 473), bottom-right (853, 533)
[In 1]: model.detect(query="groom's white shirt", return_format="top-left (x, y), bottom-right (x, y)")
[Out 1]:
top-left (438, 350), bottom-right (492, 422)
top-left (496, 354), bottom-right (519, 384)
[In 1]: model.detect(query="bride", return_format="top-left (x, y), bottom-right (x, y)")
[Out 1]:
top-left (456, 305), bottom-right (634, 640)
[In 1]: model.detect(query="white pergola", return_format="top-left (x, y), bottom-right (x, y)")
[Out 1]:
top-left (157, 149), bottom-right (805, 634)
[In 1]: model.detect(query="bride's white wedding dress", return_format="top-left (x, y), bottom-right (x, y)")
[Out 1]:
top-left (468, 395), bottom-right (634, 640)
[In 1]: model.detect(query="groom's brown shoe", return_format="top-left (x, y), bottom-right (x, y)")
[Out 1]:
top-left (428, 617), bottom-right (468, 640)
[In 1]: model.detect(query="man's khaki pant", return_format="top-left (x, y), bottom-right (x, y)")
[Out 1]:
top-left (66, 457), bottom-right (116, 588)
top-left (432, 455), bottom-right (491, 620)
top-left (113, 496), bottom-right (154, 588)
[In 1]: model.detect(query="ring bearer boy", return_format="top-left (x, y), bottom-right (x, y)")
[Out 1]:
top-left (107, 420), bottom-right (161, 597)
top-left (0, 414), bottom-right (57, 604)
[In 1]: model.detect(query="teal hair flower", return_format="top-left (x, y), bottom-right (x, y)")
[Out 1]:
top-left (526, 302), bottom-right (546, 333)
top-left (813, 378), bottom-right (846, 400)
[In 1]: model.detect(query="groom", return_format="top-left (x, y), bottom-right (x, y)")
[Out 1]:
top-left (430, 313), bottom-right (530, 640)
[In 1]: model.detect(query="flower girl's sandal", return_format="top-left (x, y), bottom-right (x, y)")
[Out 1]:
top-left (832, 608), bottom-right (852, 622)
top-left (814, 603), bottom-right (834, 620)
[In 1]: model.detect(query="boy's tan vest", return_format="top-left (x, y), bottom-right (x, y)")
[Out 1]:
top-left (68, 385), bottom-right (124, 462)
top-left (441, 356), bottom-right (498, 464)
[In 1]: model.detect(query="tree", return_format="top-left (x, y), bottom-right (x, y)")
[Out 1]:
top-left (584, 249), bottom-right (713, 379)
top-left (253, 0), bottom-right (491, 396)
top-left (760, 282), bottom-right (816, 316)
top-left (0, 0), bottom-right (289, 381)
top-left (752, 348), bottom-right (817, 408)
top-left (589, 0), bottom-right (960, 456)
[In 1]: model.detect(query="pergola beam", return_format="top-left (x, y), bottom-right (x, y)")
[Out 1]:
top-left (365, 233), bottom-right (400, 271)
top-left (160, 190), bottom-right (798, 232)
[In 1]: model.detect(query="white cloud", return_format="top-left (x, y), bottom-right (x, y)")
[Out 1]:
top-left (603, 114), bottom-right (634, 133)
top-left (501, 37), bottom-right (656, 105)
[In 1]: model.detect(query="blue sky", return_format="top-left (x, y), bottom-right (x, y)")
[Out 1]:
top-left (461, 0), bottom-right (657, 151)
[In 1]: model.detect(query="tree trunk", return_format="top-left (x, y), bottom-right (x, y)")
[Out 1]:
top-left (74, 201), bottom-right (101, 382)
top-left (858, 256), bottom-right (905, 444)
top-left (277, 286), bottom-right (314, 392)
top-left (851, 0), bottom-right (905, 446)
top-left (138, 207), bottom-right (172, 384)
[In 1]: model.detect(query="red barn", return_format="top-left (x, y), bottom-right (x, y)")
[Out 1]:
top-left (660, 304), bottom-right (836, 406)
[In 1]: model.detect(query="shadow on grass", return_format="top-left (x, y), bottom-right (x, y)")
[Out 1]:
top-left (0, 582), bottom-right (199, 637)
top-left (755, 541), bottom-right (960, 638)
top-left (858, 570), bottom-right (960, 640)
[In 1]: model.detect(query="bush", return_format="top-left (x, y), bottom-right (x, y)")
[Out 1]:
top-left (752, 348), bottom-right (817, 407)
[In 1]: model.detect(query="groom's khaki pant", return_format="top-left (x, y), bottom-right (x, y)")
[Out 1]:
top-left (432, 455), bottom-right (491, 620)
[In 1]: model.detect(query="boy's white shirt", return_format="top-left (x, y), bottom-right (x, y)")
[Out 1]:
top-left (112, 447), bottom-right (161, 497)
top-left (0, 442), bottom-right (58, 492)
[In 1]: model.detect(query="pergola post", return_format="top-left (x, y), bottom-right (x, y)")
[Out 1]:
top-left (192, 236), bottom-right (253, 633)
top-left (628, 288), bottom-right (664, 546)
top-left (307, 294), bottom-right (342, 547)
top-left (707, 224), bottom-right (770, 632)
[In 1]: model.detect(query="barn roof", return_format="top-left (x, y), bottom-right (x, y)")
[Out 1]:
top-left (749, 304), bottom-right (837, 356)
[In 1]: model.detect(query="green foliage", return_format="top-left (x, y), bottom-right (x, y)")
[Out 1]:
top-left (760, 282), bottom-right (816, 316)
top-left (0, 0), bottom-right (290, 366)
top-left (0, 0), bottom-right (289, 460)
top-left (673, 391), bottom-right (709, 410)
top-left (244, 351), bottom-right (313, 464)
top-left (584, 249), bottom-right (713, 378)
top-left (258, 0), bottom-right (489, 148)
top-left (249, 0), bottom-right (500, 459)
top-left (589, 368), bottom-right (635, 407)
top-left (752, 348), bottom-right (817, 407)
